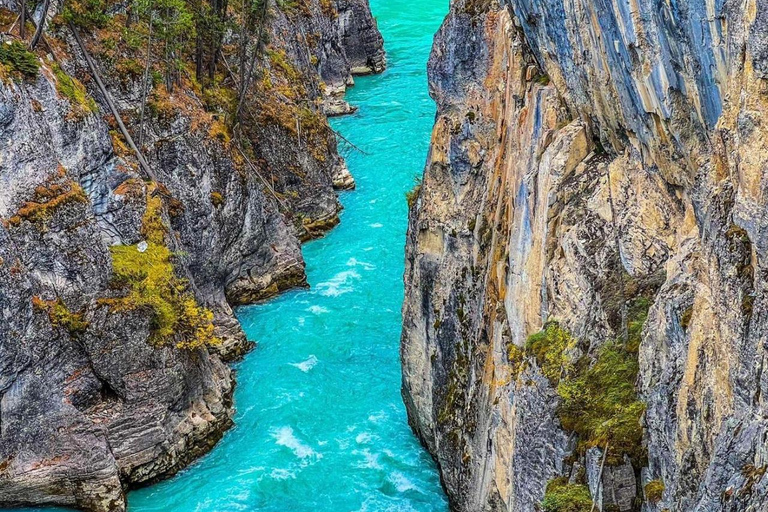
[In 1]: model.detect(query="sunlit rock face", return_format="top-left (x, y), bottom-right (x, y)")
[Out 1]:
top-left (402, 0), bottom-right (768, 510)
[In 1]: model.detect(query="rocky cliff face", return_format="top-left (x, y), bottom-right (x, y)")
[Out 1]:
top-left (0, 0), bottom-right (383, 510)
top-left (402, 0), bottom-right (768, 511)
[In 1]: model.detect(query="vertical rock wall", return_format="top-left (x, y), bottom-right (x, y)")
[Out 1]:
top-left (402, 0), bottom-right (768, 510)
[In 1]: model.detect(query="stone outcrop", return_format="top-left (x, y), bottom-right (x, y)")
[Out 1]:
top-left (0, 0), bottom-right (383, 510)
top-left (402, 0), bottom-right (768, 511)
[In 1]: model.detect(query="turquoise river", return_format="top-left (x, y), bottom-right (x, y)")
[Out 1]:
top-left (4, 0), bottom-right (449, 509)
top-left (131, 0), bottom-right (449, 508)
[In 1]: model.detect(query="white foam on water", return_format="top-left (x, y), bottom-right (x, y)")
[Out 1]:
top-left (271, 426), bottom-right (321, 460)
top-left (368, 411), bottom-right (387, 423)
top-left (369, 223), bottom-right (384, 228)
top-left (346, 257), bottom-right (376, 270)
top-left (270, 468), bottom-right (296, 480)
top-left (353, 448), bottom-right (382, 470)
top-left (289, 355), bottom-right (318, 373)
top-left (355, 432), bottom-right (373, 444)
top-left (389, 471), bottom-right (418, 493)
top-left (307, 305), bottom-right (329, 314)
top-left (297, 316), bottom-right (305, 326)
top-left (316, 269), bottom-right (361, 297)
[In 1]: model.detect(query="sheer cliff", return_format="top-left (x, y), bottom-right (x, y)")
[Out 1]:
top-left (402, 0), bottom-right (768, 511)
top-left (0, 0), bottom-right (383, 510)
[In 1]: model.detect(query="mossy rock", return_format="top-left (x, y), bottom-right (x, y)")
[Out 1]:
top-left (644, 479), bottom-right (664, 503)
top-left (0, 40), bottom-right (39, 79)
top-left (542, 477), bottom-right (592, 512)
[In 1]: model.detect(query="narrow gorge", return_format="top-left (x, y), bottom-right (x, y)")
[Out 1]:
top-left (3, 0), bottom-right (768, 510)
top-left (402, 0), bottom-right (768, 511)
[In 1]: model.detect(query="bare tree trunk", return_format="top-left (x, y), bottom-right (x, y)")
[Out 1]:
top-left (19, 0), bottom-right (25, 39)
top-left (138, 1), bottom-right (155, 149)
top-left (68, 21), bottom-right (156, 181)
top-left (195, 24), bottom-right (203, 81)
top-left (29, 0), bottom-right (50, 49)
top-left (235, 0), bottom-right (268, 124)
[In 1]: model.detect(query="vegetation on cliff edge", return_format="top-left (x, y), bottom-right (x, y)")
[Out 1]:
top-left (104, 185), bottom-right (219, 350)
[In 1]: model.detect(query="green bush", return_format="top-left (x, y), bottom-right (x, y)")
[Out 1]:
top-left (556, 338), bottom-right (645, 465)
top-left (52, 64), bottom-right (98, 116)
top-left (406, 178), bottom-right (422, 208)
top-left (525, 321), bottom-right (575, 385)
top-left (0, 40), bottom-right (39, 78)
top-left (644, 479), bottom-right (664, 503)
top-left (542, 477), bottom-right (592, 512)
top-left (63, 0), bottom-right (109, 29)
top-left (526, 298), bottom-right (651, 466)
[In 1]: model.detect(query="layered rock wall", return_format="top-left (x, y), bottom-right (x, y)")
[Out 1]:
top-left (0, 0), bottom-right (383, 510)
top-left (402, 0), bottom-right (768, 510)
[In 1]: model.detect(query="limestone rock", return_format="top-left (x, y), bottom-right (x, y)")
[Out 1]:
top-left (402, 0), bottom-right (768, 510)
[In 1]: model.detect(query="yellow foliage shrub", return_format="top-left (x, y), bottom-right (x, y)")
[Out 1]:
top-left (107, 242), bottom-right (220, 350)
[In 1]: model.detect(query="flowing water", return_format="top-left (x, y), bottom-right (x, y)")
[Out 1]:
top-left (130, 0), bottom-right (449, 509)
top-left (6, 0), bottom-right (449, 509)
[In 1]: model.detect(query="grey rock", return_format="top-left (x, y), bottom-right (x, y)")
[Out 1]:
top-left (402, 0), bottom-right (768, 510)
top-left (0, 0), bottom-right (385, 510)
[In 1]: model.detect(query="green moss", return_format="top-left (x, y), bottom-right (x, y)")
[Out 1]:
top-left (33, 297), bottom-right (89, 335)
top-left (210, 191), bottom-right (224, 208)
top-left (104, 186), bottom-right (219, 350)
top-left (526, 296), bottom-right (651, 467)
top-left (267, 48), bottom-right (301, 83)
top-left (0, 40), bottom-right (39, 79)
top-left (141, 186), bottom-right (168, 244)
top-left (556, 338), bottom-right (645, 465)
top-left (644, 479), bottom-right (665, 503)
top-left (534, 73), bottom-right (551, 86)
top-left (507, 341), bottom-right (526, 379)
top-left (107, 242), bottom-right (220, 350)
top-left (406, 177), bottom-right (422, 208)
top-left (525, 321), bottom-right (575, 386)
top-left (542, 477), bottom-right (592, 512)
top-left (52, 64), bottom-right (99, 116)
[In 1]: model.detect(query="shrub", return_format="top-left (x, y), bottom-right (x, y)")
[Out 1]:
top-left (8, 179), bottom-right (88, 226)
top-left (525, 321), bottom-right (575, 385)
top-left (0, 40), bottom-right (39, 78)
top-left (542, 477), bottom-right (592, 512)
top-left (556, 339), bottom-right (646, 465)
top-left (52, 64), bottom-right (98, 117)
top-left (107, 242), bottom-right (220, 350)
top-left (406, 177), bottom-right (422, 208)
top-left (644, 479), bottom-right (665, 503)
top-left (527, 296), bottom-right (651, 466)
top-left (63, 0), bottom-right (109, 29)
